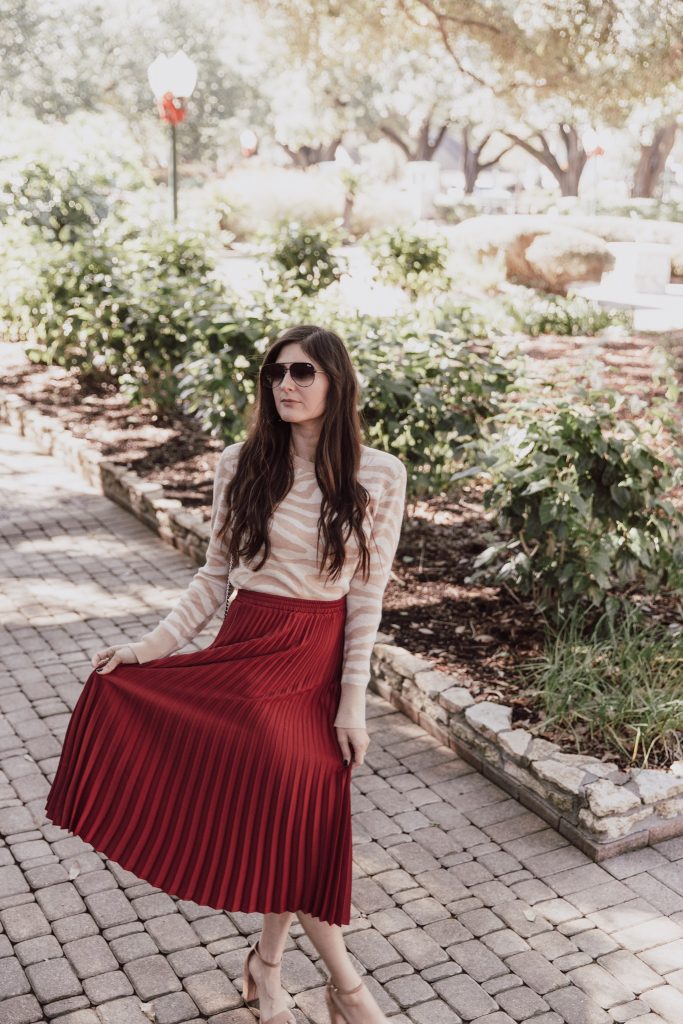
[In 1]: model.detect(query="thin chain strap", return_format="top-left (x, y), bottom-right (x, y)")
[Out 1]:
top-left (223, 553), bottom-right (234, 620)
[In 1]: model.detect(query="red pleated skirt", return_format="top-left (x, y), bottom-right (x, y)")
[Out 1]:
top-left (44, 587), bottom-right (353, 926)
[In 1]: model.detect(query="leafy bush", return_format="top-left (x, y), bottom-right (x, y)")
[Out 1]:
top-left (11, 221), bottom-right (231, 412)
top-left (507, 292), bottom-right (631, 336)
top-left (0, 161), bottom-right (112, 242)
top-left (264, 221), bottom-right (343, 296)
top-left (551, 196), bottom-right (683, 224)
top-left (353, 321), bottom-right (514, 495)
top-left (175, 308), bottom-right (279, 438)
top-left (210, 168), bottom-right (344, 239)
top-left (433, 196), bottom-right (489, 224)
top-left (364, 226), bottom-right (451, 298)
top-left (521, 600), bottom-right (683, 768)
top-left (463, 389), bottom-right (683, 613)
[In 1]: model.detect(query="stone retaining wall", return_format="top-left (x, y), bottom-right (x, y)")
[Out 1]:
top-left (3, 387), bottom-right (682, 860)
top-left (370, 641), bottom-right (683, 859)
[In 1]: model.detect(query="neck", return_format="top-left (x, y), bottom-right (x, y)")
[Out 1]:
top-left (289, 428), bottom-right (320, 464)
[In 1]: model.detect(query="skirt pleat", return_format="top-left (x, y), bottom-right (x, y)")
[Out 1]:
top-left (44, 587), bottom-right (353, 926)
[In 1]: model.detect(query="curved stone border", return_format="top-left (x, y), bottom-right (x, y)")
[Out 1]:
top-left (3, 386), bottom-right (682, 860)
top-left (369, 642), bottom-right (683, 859)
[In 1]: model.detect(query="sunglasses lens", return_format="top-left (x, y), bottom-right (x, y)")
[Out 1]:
top-left (261, 363), bottom-right (317, 387)
top-left (291, 363), bottom-right (316, 385)
top-left (261, 365), bottom-right (284, 388)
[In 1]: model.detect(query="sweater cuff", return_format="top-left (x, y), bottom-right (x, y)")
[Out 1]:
top-left (127, 623), bottom-right (179, 664)
top-left (333, 681), bottom-right (368, 729)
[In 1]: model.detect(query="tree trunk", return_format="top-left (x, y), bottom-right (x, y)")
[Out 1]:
top-left (631, 121), bottom-right (677, 198)
top-left (504, 122), bottom-right (587, 196)
top-left (381, 118), bottom-right (449, 161)
top-left (462, 126), bottom-right (513, 193)
top-left (280, 138), bottom-right (342, 167)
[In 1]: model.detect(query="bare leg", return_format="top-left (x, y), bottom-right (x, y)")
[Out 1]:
top-left (296, 911), bottom-right (386, 1023)
top-left (249, 911), bottom-right (296, 1021)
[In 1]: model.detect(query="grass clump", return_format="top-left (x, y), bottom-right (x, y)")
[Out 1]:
top-left (521, 599), bottom-right (683, 768)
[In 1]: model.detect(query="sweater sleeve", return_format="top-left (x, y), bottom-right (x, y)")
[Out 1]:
top-left (334, 458), bottom-right (407, 718)
top-left (127, 446), bottom-right (238, 664)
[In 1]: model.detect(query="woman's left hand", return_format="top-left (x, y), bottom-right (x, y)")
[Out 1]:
top-left (334, 726), bottom-right (369, 769)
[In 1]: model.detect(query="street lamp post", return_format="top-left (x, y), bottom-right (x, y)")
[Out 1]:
top-left (147, 51), bottom-right (198, 223)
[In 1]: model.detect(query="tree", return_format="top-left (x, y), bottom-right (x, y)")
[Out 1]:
top-left (626, 89), bottom-right (682, 198)
top-left (503, 122), bottom-right (588, 197)
top-left (393, 0), bottom-right (683, 196)
top-left (461, 126), bottom-right (513, 193)
top-left (632, 122), bottom-right (678, 198)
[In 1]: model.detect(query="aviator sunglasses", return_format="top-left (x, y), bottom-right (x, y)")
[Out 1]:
top-left (260, 361), bottom-right (328, 388)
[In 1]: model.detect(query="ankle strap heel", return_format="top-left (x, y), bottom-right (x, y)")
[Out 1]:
top-left (325, 978), bottom-right (366, 1023)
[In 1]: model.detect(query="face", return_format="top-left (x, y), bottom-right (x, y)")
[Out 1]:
top-left (268, 342), bottom-right (329, 426)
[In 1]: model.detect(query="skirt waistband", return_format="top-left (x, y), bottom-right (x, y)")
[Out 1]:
top-left (233, 586), bottom-right (347, 614)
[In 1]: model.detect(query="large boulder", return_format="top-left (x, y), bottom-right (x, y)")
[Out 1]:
top-left (445, 212), bottom-right (683, 291)
top-left (506, 228), bottom-right (614, 294)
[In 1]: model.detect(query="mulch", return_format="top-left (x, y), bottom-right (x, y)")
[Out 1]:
top-left (3, 327), bottom-right (682, 767)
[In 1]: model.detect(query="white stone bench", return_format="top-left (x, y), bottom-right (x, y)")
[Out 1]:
top-left (601, 241), bottom-right (672, 295)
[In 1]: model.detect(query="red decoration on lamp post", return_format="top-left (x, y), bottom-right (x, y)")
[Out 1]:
top-left (158, 91), bottom-right (188, 126)
top-left (147, 52), bottom-right (197, 223)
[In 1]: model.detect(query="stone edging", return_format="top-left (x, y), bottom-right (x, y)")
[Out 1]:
top-left (370, 644), bottom-right (683, 860)
top-left (3, 387), bottom-right (682, 860)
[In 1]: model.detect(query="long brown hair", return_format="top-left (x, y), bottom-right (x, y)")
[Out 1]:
top-left (216, 325), bottom-right (372, 584)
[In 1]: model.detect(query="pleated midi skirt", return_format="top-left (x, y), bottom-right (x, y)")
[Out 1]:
top-left (44, 587), bottom-right (353, 926)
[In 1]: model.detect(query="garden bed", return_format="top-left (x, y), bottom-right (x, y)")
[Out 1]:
top-left (2, 327), bottom-right (682, 774)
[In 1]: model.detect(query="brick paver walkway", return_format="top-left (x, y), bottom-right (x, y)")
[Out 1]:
top-left (2, 424), bottom-right (683, 1024)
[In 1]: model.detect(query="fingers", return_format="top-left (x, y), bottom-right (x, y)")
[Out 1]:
top-left (336, 733), bottom-right (352, 766)
top-left (94, 648), bottom-right (120, 675)
top-left (348, 733), bottom-right (368, 769)
top-left (335, 728), bottom-right (369, 770)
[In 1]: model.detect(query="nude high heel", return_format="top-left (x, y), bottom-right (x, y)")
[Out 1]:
top-left (325, 977), bottom-right (366, 1024)
top-left (242, 939), bottom-right (296, 1024)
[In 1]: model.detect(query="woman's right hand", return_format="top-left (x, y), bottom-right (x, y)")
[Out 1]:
top-left (92, 644), bottom-right (139, 675)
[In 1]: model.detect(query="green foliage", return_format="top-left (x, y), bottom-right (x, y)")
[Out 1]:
top-left (464, 389), bottom-right (683, 613)
top-left (0, 160), bottom-right (111, 242)
top-left (521, 600), bottom-right (683, 768)
top-left (552, 196), bottom-right (683, 223)
top-left (351, 315), bottom-right (514, 495)
top-left (175, 311), bottom-right (277, 439)
top-left (264, 221), bottom-right (343, 296)
top-left (364, 226), bottom-right (451, 298)
top-left (433, 196), bottom-right (506, 224)
top-left (507, 291), bottom-right (631, 336)
top-left (9, 221), bottom-right (230, 412)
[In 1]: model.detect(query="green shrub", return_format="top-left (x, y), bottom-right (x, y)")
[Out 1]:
top-left (264, 221), bottom-right (343, 296)
top-left (433, 196), bottom-right (488, 224)
top-left (364, 226), bottom-right (451, 298)
top-left (507, 292), bottom-right (631, 336)
top-left (551, 196), bottom-right (683, 224)
top-left (12, 222), bottom-right (230, 412)
top-left (0, 160), bottom-right (111, 242)
top-left (175, 308), bottom-right (280, 438)
top-left (463, 389), bottom-right (683, 613)
top-left (521, 599), bottom-right (683, 768)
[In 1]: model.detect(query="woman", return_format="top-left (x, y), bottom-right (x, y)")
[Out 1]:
top-left (44, 324), bottom-right (408, 1024)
